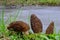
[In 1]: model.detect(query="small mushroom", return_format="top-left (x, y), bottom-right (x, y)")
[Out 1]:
top-left (30, 14), bottom-right (43, 33)
top-left (7, 21), bottom-right (30, 35)
top-left (46, 21), bottom-right (54, 34)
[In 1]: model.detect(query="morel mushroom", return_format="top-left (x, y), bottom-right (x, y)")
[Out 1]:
top-left (30, 14), bottom-right (43, 33)
top-left (7, 21), bottom-right (30, 35)
top-left (46, 21), bottom-right (54, 34)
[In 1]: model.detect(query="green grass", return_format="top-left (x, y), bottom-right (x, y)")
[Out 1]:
top-left (0, 0), bottom-right (60, 6)
top-left (0, 9), bottom-right (60, 40)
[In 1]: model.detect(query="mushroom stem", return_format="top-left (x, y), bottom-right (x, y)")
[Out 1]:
top-left (24, 31), bottom-right (29, 35)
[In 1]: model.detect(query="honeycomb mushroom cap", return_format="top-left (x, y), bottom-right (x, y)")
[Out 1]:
top-left (7, 21), bottom-right (30, 32)
top-left (30, 14), bottom-right (43, 33)
top-left (46, 21), bottom-right (54, 34)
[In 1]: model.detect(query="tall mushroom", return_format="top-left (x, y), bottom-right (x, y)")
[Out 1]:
top-left (30, 14), bottom-right (43, 33)
top-left (46, 21), bottom-right (54, 34)
top-left (7, 21), bottom-right (30, 35)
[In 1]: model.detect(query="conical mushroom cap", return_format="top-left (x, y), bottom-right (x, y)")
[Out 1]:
top-left (30, 14), bottom-right (43, 33)
top-left (46, 21), bottom-right (54, 34)
top-left (7, 21), bottom-right (30, 32)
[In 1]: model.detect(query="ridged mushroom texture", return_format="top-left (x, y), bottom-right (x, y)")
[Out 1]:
top-left (46, 21), bottom-right (54, 34)
top-left (30, 14), bottom-right (43, 33)
top-left (7, 21), bottom-right (30, 35)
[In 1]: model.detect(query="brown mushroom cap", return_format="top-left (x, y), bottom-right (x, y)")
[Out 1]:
top-left (7, 21), bottom-right (30, 32)
top-left (30, 14), bottom-right (43, 33)
top-left (46, 21), bottom-right (54, 34)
